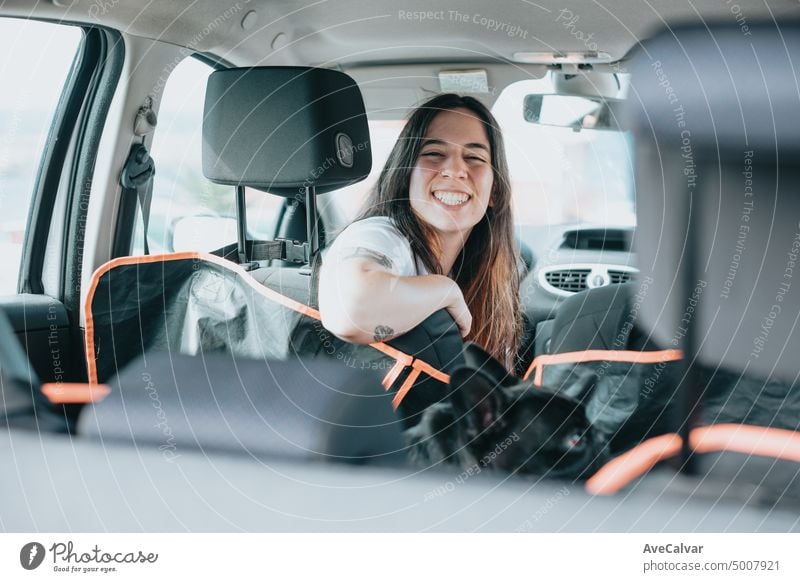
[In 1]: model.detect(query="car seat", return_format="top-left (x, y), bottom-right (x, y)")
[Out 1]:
top-left (584, 22), bottom-right (800, 498)
top-left (82, 67), bottom-right (463, 438)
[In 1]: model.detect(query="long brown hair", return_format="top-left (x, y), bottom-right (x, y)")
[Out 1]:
top-left (357, 93), bottom-right (522, 371)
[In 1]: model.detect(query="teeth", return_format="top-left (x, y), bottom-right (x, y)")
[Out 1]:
top-left (433, 191), bottom-right (470, 206)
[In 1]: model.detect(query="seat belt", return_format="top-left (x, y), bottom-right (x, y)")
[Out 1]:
top-left (114, 96), bottom-right (157, 258)
top-left (120, 142), bottom-right (156, 255)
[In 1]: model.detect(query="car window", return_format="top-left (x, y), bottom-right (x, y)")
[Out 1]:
top-left (133, 57), bottom-right (283, 255)
top-left (0, 19), bottom-right (82, 295)
top-left (492, 79), bottom-right (635, 228)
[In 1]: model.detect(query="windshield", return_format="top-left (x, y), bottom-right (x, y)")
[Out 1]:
top-left (323, 78), bottom-right (635, 233)
top-left (494, 79), bottom-right (635, 228)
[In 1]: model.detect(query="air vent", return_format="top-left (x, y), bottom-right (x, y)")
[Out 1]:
top-left (540, 264), bottom-right (639, 296)
top-left (609, 269), bottom-right (633, 284)
top-left (544, 269), bottom-right (590, 293)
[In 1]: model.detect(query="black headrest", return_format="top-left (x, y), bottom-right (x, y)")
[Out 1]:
top-left (624, 22), bottom-right (800, 161)
top-left (202, 67), bottom-right (372, 197)
top-left (626, 23), bottom-right (800, 383)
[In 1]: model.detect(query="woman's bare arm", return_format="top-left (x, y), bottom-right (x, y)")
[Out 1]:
top-left (319, 247), bottom-right (471, 344)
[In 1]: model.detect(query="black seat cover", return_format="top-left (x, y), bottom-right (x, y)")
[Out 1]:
top-left (255, 267), bottom-right (464, 426)
top-left (86, 254), bottom-right (463, 430)
top-left (80, 352), bottom-right (405, 464)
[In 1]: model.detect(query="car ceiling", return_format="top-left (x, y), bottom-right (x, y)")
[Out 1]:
top-left (4, 0), bottom-right (799, 115)
top-left (7, 0), bottom-right (798, 64)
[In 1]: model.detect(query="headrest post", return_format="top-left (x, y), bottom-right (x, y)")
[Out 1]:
top-left (235, 185), bottom-right (248, 264)
top-left (305, 186), bottom-right (319, 259)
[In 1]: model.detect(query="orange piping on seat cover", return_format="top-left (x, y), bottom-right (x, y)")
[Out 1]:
top-left (392, 367), bottom-right (422, 409)
top-left (382, 360), bottom-right (408, 391)
top-left (584, 433), bottom-right (682, 496)
top-left (83, 252), bottom-right (207, 385)
top-left (523, 349), bottom-right (684, 386)
top-left (586, 424), bottom-right (800, 496)
top-left (390, 359), bottom-right (451, 409)
top-left (41, 382), bottom-right (111, 404)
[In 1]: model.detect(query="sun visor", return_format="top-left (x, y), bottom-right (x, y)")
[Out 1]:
top-left (202, 67), bottom-right (372, 196)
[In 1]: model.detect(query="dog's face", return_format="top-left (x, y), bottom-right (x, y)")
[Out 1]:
top-left (446, 344), bottom-right (603, 479)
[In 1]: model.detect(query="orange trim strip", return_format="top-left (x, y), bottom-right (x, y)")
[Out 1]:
top-left (412, 359), bottom-right (450, 384)
top-left (691, 424), bottom-right (800, 462)
top-left (41, 382), bottom-right (111, 404)
top-left (392, 367), bottom-right (422, 410)
top-left (388, 360), bottom-right (451, 408)
top-left (371, 342), bottom-right (414, 367)
top-left (524, 349), bottom-right (684, 385)
top-left (533, 361), bottom-right (544, 387)
top-left (586, 424), bottom-right (800, 496)
top-left (84, 252), bottom-right (448, 405)
top-left (585, 433), bottom-right (681, 495)
top-left (382, 360), bottom-right (408, 391)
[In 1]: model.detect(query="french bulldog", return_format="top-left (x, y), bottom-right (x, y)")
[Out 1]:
top-left (404, 343), bottom-right (607, 480)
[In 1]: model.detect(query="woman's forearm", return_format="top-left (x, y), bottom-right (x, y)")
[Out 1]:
top-left (319, 262), bottom-right (460, 344)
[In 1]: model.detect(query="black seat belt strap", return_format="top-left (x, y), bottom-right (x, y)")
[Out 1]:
top-left (120, 142), bottom-right (156, 255)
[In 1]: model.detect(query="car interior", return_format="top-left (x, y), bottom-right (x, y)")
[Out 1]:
top-left (1, 0), bottom-right (800, 531)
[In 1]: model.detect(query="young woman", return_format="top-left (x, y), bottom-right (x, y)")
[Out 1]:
top-left (319, 93), bottom-right (522, 372)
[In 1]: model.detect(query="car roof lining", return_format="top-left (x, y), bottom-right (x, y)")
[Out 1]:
top-left (6, 0), bottom-right (798, 119)
top-left (4, 1), bottom-right (796, 86)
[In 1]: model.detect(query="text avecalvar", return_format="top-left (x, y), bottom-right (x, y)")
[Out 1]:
top-left (643, 543), bottom-right (704, 554)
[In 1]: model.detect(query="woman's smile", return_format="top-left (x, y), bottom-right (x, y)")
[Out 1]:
top-left (432, 189), bottom-right (472, 207)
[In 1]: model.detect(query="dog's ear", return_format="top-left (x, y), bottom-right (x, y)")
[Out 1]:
top-left (461, 342), bottom-right (516, 387)
top-left (449, 367), bottom-right (508, 437)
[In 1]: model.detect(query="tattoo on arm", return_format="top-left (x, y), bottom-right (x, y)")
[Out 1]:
top-left (342, 247), bottom-right (394, 270)
top-left (373, 325), bottom-right (395, 342)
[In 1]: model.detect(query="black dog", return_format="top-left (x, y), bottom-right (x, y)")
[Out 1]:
top-left (404, 343), bottom-right (607, 480)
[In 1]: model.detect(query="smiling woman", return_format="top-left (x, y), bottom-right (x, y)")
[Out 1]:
top-left (319, 93), bottom-right (522, 371)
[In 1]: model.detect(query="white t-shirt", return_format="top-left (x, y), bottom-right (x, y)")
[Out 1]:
top-left (322, 216), bottom-right (428, 276)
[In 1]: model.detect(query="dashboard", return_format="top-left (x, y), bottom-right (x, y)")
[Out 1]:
top-left (518, 224), bottom-right (637, 346)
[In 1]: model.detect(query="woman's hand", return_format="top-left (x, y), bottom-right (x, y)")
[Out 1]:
top-left (444, 279), bottom-right (472, 338)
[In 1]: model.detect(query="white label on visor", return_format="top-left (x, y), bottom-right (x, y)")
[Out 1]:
top-left (438, 69), bottom-right (489, 94)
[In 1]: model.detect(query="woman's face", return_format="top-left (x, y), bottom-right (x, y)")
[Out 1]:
top-left (408, 107), bottom-right (495, 242)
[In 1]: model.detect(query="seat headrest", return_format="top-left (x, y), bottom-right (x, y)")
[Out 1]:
top-left (202, 66), bottom-right (372, 197)
top-left (626, 23), bottom-right (800, 383)
top-left (625, 23), bottom-right (800, 160)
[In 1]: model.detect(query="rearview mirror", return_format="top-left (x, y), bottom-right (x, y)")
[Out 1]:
top-left (524, 94), bottom-right (623, 131)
